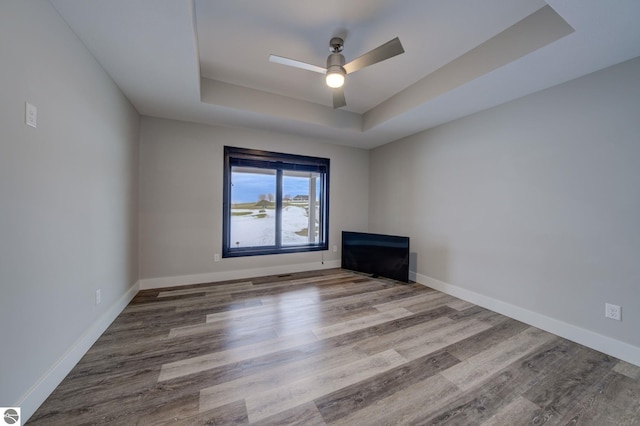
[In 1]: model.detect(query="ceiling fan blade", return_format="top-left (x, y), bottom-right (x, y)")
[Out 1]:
top-left (332, 87), bottom-right (346, 109)
top-left (269, 54), bottom-right (326, 74)
top-left (343, 37), bottom-right (404, 74)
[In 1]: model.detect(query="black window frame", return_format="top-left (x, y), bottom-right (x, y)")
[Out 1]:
top-left (222, 146), bottom-right (330, 258)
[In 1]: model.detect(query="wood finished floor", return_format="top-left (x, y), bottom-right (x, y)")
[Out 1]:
top-left (29, 269), bottom-right (640, 425)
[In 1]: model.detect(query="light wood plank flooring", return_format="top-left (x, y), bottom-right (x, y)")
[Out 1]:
top-left (29, 269), bottom-right (640, 425)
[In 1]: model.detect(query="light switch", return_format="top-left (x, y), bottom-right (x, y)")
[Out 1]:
top-left (25, 102), bottom-right (37, 128)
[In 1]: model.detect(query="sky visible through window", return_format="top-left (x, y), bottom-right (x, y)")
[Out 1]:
top-left (231, 172), bottom-right (319, 203)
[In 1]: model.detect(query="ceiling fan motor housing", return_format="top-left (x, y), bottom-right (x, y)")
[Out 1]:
top-left (327, 35), bottom-right (346, 75)
top-left (326, 52), bottom-right (345, 69)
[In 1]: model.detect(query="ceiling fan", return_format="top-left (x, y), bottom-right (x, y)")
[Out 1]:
top-left (269, 36), bottom-right (405, 109)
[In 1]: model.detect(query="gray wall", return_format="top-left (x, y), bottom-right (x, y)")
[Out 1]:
top-left (370, 57), bottom-right (640, 350)
top-left (139, 117), bottom-right (369, 284)
top-left (0, 0), bottom-right (139, 411)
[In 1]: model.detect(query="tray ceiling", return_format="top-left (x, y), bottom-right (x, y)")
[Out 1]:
top-left (50, 0), bottom-right (640, 148)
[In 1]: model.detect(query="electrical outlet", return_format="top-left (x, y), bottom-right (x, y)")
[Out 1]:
top-left (25, 102), bottom-right (37, 128)
top-left (605, 303), bottom-right (621, 321)
top-left (95, 289), bottom-right (102, 305)
top-left (214, 254), bottom-right (220, 262)
top-left (333, 245), bottom-right (337, 253)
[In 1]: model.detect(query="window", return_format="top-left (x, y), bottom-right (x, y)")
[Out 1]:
top-left (223, 146), bottom-right (329, 258)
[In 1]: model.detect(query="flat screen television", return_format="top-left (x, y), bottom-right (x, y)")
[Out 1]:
top-left (341, 231), bottom-right (410, 282)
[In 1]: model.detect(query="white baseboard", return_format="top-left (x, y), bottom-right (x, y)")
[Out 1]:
top-left (139, 260), bottom-right (342, 290)
top-left (18, 280), bottom-right (140, 422)
top-left (415, 272), bottom-right (640, 367)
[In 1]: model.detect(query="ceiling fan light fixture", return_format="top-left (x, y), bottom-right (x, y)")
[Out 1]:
top-left (325, 65), bottom-right (345, 88)
top-left (270, 36), bottom-right (404, 107)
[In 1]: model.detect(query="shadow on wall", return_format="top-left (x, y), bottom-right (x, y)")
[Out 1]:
top-left (410, 252), bottom-right (418, 281)
top-left (411, 244), bottom-right (450, 283)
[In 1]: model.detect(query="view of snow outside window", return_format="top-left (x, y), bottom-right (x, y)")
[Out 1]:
top-left (230, 167), bottom-right (322, 248)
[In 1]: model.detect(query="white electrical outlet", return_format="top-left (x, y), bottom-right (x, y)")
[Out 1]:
top-left (605, 303), bottom-right (621, 321)
top-left (25, 102), bottom-right (37, 128)
top-left (214, 254), bottom-right (220, 262)
top-left (95, 289), bottom-right (102, 305)
top-left (333, 245), bottom-right (337, 253)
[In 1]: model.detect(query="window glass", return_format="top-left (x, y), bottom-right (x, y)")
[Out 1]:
top-left (230, 167), bottom-right (276, 248)
top-left (282, 171), bottom-right (322, 246)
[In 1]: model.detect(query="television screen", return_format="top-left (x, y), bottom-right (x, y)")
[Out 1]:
top-left (341, 231), bottom-right (410, 282)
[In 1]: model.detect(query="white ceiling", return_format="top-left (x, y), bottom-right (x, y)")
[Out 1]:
top-left (49, 0), bottom-right (640, 149)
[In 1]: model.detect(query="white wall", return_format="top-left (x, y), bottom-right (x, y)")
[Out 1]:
top-left (139, 117), bottom-right (369, 287)
top-left (0, 0), bottom-right (140, 418)
top-left (370, 57), bottom-right (640, 364)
